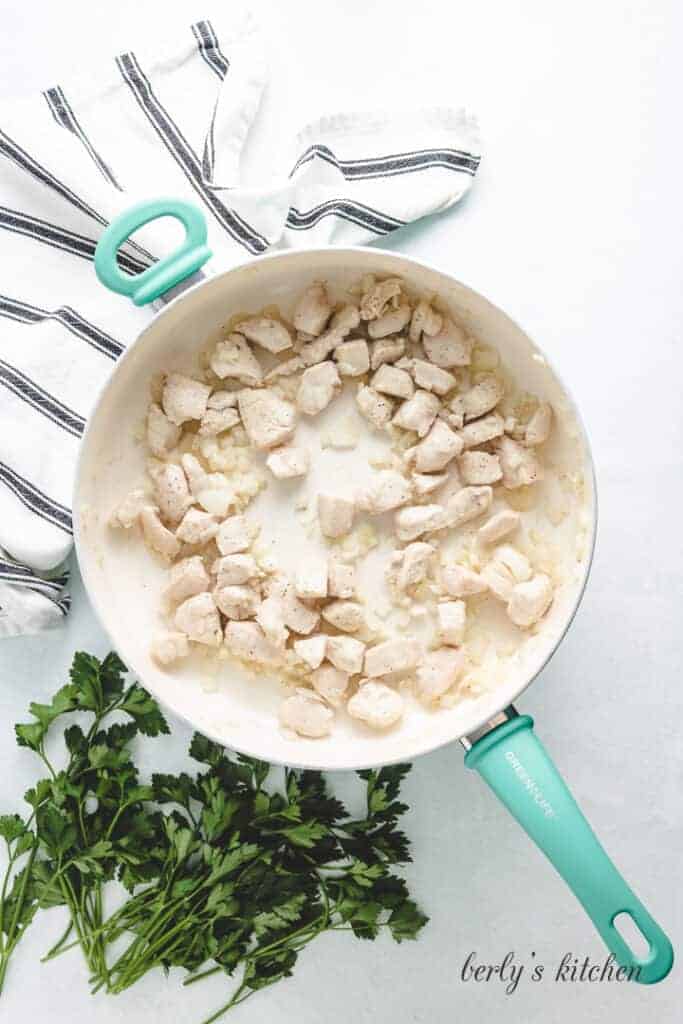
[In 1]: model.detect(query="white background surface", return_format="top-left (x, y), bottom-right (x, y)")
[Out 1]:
top-left (0, 1), bottom-right (682, 1022)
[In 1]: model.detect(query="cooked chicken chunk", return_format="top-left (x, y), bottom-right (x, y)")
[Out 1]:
top-left (293, 282), bottom-right (332, 336)
top-left (140, 506), bottom-right (181, 560)
top-left (299, 327), bottom-right (345, 367)
top-left (412, 471), bottom-right (447, 497)
top-left (364, 638), bottom-right (421, 677)
top-left (459, 412), bottom-right (505, 449)
top-left (266, 446), bottom-right (310, 479)
top-left (326, 636), bottom-right (366, 675)
top-left (371, 364), bottom-right (414, 399)
top-left (394, 504), bottom-right (444, 541)
top-left (198, 392), bottom-right (240, 436)
top-left (328, 559), bottom-right (356, 598)
top-left (225, 621), bottom-right (279, 663)
top-left (161, 373), bottom-right (211, 425)
top-left (357, 470), bottom-right (412, 514)
top-left (410, 359), bottom-right (456, 396)
top-left (265, 356), bottom-right (305, 382)
top-left (151, 631), bottom-right (190, 667)
top-left (370, 337), bottom-right (406, 371)
top-left (214, 584), bottom-right (260, 620)
top-left (237, 316), bottom-right (293, 354)
top-left (174, 592), bottom-right (222, 646)
top-left (392, 390), bottom-right (441, 437)
top-left (210, 334), bottom-right (263, 385)
top-left (347, 681), bottom-right (404, 730)
top-left (175, 508), bottom-right (219, 546)
top-left (334, 339), bottom-right (370, 377)
top-left (216, 514), bottom-right (259, 555)
top-left (279, 690), bottom-right (333, 738)
top-left (478, 509), bottom-right (521, 545)
top-left (412, 419), bottom-right (463, 472)
top-left (391, 541), bottom-right (435, 590)
top-left (294, 635), bottom-right (327, 670)
top-left (330, 303), bottom-right (361, 335)
top-left (524, 402), bottom-right (553, 446)
top-left (212, 553), bottom-right (259, 587)
top-left (453, 375), bottom-right (504, 422)
top-left (238, 388), bottom-right (297, 449)
top-left (360, 277), bottom-right (402, 320)
top-left (321, 600), bottom-right (364, 633)
top-left (318, 493), bottom-right (355, 539)
top-left (154, 463), bottom-right (193, 525)
top-left (496, 435), bottom-right (544, 488)
top-left (147, 403), bottom-right (181, 456)
top-left (409, 300), bottom-right (443, 343)
top-left (423, 319), bottom-right (472, 368)
top-left (458, 451), bottom-right (502, 485)
top-left (256, 595), bottom-right (290, 648)
top-left (356, 385), bottom-right (394, 428)
top-left (507, 573), bottom-right (553, 627)
top-left (440, 563), bottom-right (488, 597)
top-left (268, 576), bottom-right (320, 634)
top-left (164, 555), bottom-right (210, 604)
top-left (310, 664), bottom-right (350, 706)
top-left (109, 488), bottom-right (148, 529)
top-left (437, 601), bottom-right (466, 645)
top-left (481, 544), bottom-right (532, 601)
top-left (297, 361), bottom-right (341, 416)
top-left (367, 302), bottom-right (412, 339)
top-left (416, 647), bottom-right (464, 700)
top-left (295, 557), bottom-right (328, 600)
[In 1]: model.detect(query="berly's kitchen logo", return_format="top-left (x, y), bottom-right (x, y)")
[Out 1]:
top-left (461, 952), bottom-right (641, 994)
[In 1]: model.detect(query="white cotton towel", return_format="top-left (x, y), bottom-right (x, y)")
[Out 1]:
top-left (0, 15), bottom-right (480, 637)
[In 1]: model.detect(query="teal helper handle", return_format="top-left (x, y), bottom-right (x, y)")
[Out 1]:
top-left (465, 715), bottom-right (673, 984)
top-left (94, 198), bottom-right (212, 306)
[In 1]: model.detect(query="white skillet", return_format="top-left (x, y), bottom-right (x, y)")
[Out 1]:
top-left (74, 199), bottom-right (673, 983)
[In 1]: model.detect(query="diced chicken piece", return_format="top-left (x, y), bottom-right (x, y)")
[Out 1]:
top-left (237, 316), bottom-right (293, 354)
top-left (357, 470), bottom-right (412, 515)
top-left (310, 664), bottom-right (350, 706)
top-left (348, 681), bottom-right (404, 730)
top-left (328, 559), bottom-right (356, 598)
top-left (109, 488), bottom-right (148, 529)
top-left (416, 647), bottom-right (464, 700)
top-left (458, 451), bottom-right (502, 485)
top-left (279, 690), bottom-right (333, 738)
top-left (524, 402), bottom-right (553, 446)
top-left (322, 599), bottom-right (364, 632)
top-left (293, 283), bottom-right (332, 336)
top-left (266, 445), bottom-right (310, 480)
top-left (371, 364), bottom-right (414, 399)
top-left (423, 319), bottom-right (472, 368)
top-left (299, 327), bottom-right (345, 366)
top-left (238, 388), bottom-right (296, 450)
top-left (175, 508), bottom-right (219, 546)
top-left (412, 471), bottom-right (447, 497)
top-left (330, 303), bottom-right (361, 335)
top-left (318, 493), bottom-right (355, 539)
top-left (215, 584), bottom-right (260, 620)
top-left (256, 595), bottom-right (289, 648)
top-left (294, 635), bottom-right (328, 669)
top-left (367, 302), bottom-right (412, 339)
top-left (154, 463), bottom-right (193, 525)
top-left (459, 412), bottom-right (505, 449)
top-left (413, 419), bottom-right (463, 472)
top-left (391, 541), bottom-right (435, 590)
top-left (326, 636), bottom-right (366, 675)
top-left (268, 576), bottom-right (320, 634)
top-left (225, 621), bottom-right (279, 663)
top-left (334, 339), bottom-right (370, 377)
top-left (394, 504), bottom-right (444, 541)
top-left (297, 361), bottom-right (341, 416)
top-left (140, 506), bottom-right (181, 560)
top-left (364, 638), bottom-right (421, 677)
top-left (216, 515), bottom-right (259, 555)
top-left (151, 631), bottom-right (190, 667)
top-left (496, 435), bottom-right (544, 488)
top-left (409, 299), bottom-right (443, 343)
top-left (457, 375), bottom-right (505, 422)
top-left (180, 455), bottom-right (235, 517)
top-left (211, 334), bottom-right (263, 385)
top-left (180, 453), bottom-right (206, 493)
top-left (478, 509), bottom-right (521, 545)
top-left (442, 486), bottom-right (493, 529)
top-left (440, 563), bottom-right (488, 597)
top-left (392, 389), bottom-right (440, 437)
top-left (437, 601), bottom-right (466, 645)
top-left (410, 359), bottom-right (456, 396)
top-left (207, 390), bottom-right (238, 410)
top-left (175, 592), bottom-right (222, 646)
top-left (481, 544), bottom-right (533, 601)
top-left (507, 573), bottom-right (554, 628)
top-left (198, 392), bottom-right (240, 436)
top-left (164, 555), bottom-right (210, 604)
top-left (295, 557), bottom-right (328, 600)
top-left (265, 356), bottom-right (305, 382)
top-left (360, 277), bottom-right (402, 320)
top-left (370, 336), bottom-right (406, 370)
top-left (147, 403), bottom-right (181, 456)
top-left (161, 373), bottom-right (211, 425)
top-left (212, 553), bottom-right (259, 587)
top-left (356, 385), bottom-right (394, 428)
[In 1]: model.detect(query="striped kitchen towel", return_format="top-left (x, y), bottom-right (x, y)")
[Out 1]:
top-left (0, 15), bottom-right (481, 637)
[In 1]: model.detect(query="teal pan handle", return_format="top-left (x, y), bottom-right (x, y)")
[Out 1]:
top-left (465, 714), bottom-right (673, 984)
top-left (94, 198), bottom-right (212, 305)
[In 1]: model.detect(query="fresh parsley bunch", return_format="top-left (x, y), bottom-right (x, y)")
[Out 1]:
top-left (0, 652), bottom-right (427, 1022)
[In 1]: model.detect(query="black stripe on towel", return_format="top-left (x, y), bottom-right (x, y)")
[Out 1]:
top-left (287, 199), bottom-right (404, 236)
top-left (290, 144), bottom-right (481, 180)
top-left (0, 294), bottom-right (124, 360)
top-left (0, 360), bottom-right (85, 438)
top-left (116, 51), bottom-right (267, 254)
top-left (0, 461), bottom-right (72, 534)
top-left (192, 20), bottom-right (229, 80)
top-left (43, 86), bottom-right (122, 191)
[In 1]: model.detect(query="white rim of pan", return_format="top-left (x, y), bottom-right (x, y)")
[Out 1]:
top-left (74, 246), bottom-right (598, 770)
